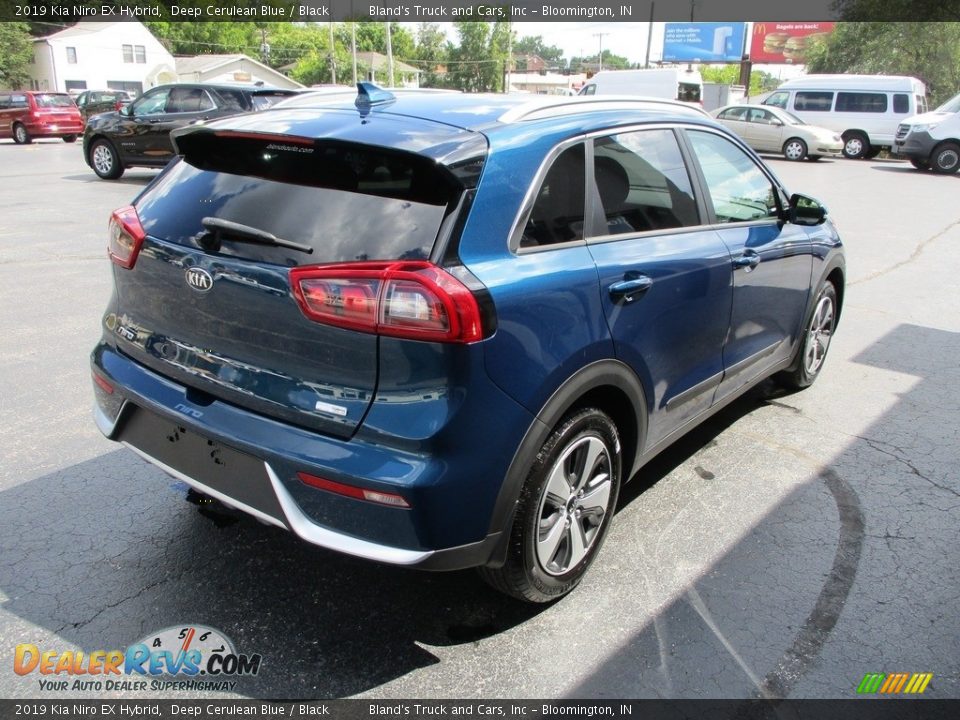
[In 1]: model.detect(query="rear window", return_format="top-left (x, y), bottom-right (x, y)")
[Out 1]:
top-left (34, 94), bottom-right (75, 108)
top-left (136, 134), bottom-right (468, 266)
top-left (251, 92), bottom-right (295, 111)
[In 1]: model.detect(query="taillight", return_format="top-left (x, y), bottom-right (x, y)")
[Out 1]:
top-left (108, 206), bottom-right (146, 269)
top-left (298, 472), bottom-right (411, 508)
top-left (290, 261), bottom-right (485, 343)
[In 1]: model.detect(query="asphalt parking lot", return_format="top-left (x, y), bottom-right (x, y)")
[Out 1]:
top-left (0, 139), bottom-right (957, 700)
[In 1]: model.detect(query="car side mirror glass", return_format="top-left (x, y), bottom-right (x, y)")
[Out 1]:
top-left (787, 193), bottom-right (827, 226)
top-left (120, 104), bottom-right (133, 117)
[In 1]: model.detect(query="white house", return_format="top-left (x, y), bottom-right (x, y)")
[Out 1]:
top-left (30, 22), bottom-right (176, 96)
top-left (175, 55), bottom-right (303, 90)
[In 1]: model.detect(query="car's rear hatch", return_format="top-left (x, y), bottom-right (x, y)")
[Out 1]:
top-left (111, 109), bottom-right (486, 439)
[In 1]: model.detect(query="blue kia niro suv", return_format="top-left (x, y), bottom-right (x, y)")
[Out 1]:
top-left (91, 84), bottom-right (844, 602)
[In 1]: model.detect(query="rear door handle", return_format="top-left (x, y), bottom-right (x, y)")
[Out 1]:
top-left (733, 250), bottom-right (761, 270)
top-left (608, 274), bottom-right (653, 303)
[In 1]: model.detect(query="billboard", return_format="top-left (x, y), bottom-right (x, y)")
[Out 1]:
top-left (750, 23), bottom-right (836, 64)
top-left (662, 23), bottom-right (748, 63)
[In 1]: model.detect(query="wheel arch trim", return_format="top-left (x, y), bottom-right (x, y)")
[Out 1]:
top-left (483, 359), bottom-right (648, 567)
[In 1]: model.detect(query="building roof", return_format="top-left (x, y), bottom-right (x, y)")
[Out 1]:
top-left (33, 21), bottom-right (123, 42)
top-left (175, 54), bottom-right (250, 75)
top-left (355, 52), bottom-right (421, 76)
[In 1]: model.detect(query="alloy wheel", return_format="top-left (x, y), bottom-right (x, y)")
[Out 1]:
top-left (804, 293), bottom-right (835, 376)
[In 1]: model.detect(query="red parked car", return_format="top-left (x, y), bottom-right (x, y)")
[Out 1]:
top-left (0, 90), bottom-right (85, 144)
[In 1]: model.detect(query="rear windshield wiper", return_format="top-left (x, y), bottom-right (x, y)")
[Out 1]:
top-left (200, 217), bottom-right (314, 255)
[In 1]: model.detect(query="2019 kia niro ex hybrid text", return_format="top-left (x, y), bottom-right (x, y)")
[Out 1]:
top-left (91, 85), bottom-right (844, 602)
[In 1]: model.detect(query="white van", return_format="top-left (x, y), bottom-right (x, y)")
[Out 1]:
top-left (893, 92), bottom-right (960, 174)
top-left (762, 74), bottom-right (927, 159)
top-left (579, 69), bottom-right (704, 105)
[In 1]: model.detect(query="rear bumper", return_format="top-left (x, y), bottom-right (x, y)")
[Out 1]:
top-left (25, 119), bottom-right (84, 137)
top-left (92, 342), bottom-right (529, 570)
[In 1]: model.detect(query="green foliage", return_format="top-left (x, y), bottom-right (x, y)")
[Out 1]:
top-left (448, 21), bottom-right (510, 92)
top-left (805, 22), bottom-right (960, 106)
top-left (0, 22), bottom-right (34, 90)
top-left (143, 21), bottom-right (259, 57)
top-left (514, 35), bottom-right (566, 68)
top-left (413, 23), bottom-right (453, 89)
top-left (701, 65), bottom-right (779, 96)
top-left (570, 51), bottom-right (634, 73)
top-left (832, 0), bottom-right (960, 21)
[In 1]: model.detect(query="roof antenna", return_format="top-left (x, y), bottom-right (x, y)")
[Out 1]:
top-left (355, 82), bottom-right (396, 118)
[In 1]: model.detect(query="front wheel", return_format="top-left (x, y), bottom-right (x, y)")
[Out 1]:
top-left (842, 132), bottom-right (869, 159)
top-left (479, 408), bottom-right (622, 603)
top-left (931, 142), bottom-right (960, 175)
top-left (778, 281), bottom-right (838, 391)
top-left (13, 124), bottom-right (31, 145)
top-left (783, 138), bottom-right (808, 161)
top-left (90, 139), bottom-right (124, 179)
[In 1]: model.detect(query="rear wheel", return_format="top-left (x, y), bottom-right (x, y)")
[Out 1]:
top-left (931, 142), bottom-right (960, 174)
top-left (62, 135), bottom-right (77, 143)
top-left (90, 139), bottom-right (123, 179)
top-left (842, 132), bottom-right (869, 159)
top-left (479, 408), bottom-right (621, 603)
top-left (13, 123), bottom-right (31, 145)
top-left (783, 138), bottom-right (807, 161)
top-left (778, 281), bottom-right (838, 390)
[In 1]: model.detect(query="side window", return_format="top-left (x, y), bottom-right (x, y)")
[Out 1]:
top-left (0, 94), bottom-right (9, 110)
top-left (165, 88), bottom-right (214, 114)
top-left (687, 131), bottom-right (779, 224)
top-left (836, 92), bottom-right (887, 113)
top-left (592, 129), bottom-right (698, 236)
top-left (795, 91), bottom-right (833, 111)
top-left (581, 85), bottom-right (596, 96)
top-left (719, 107), bottom-right (747, 121)
top-left (747, 108), bottom-right (774, 124)
top-left (132, 88), bottom-right (170, 116)
top-left (893, 93), bottom-right (910, 114)
top-left (764, 92), bottom-right (789, 109)
top-left (520, 143), bottom-right (585, 249)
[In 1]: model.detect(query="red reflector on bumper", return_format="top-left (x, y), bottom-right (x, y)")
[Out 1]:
top-left (297, 472), bottom-right (410, 508)
top-left (92, 372), bottom-right (114, 394)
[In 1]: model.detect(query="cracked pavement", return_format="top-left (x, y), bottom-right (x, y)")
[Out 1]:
top-left (0, 142), bottom-right (957, 700)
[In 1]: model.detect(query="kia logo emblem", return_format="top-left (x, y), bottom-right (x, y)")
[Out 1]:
top-left (185, 267), bottom-right (214, 292)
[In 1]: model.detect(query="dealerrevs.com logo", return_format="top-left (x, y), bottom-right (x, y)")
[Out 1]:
top-left (14, 625), bottom-right (261, 693)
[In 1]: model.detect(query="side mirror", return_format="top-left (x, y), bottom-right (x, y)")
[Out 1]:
top-left (771, 119), bottom-right (784, 126)
top-left (120, 104), bottom-right (133, 117)
top-left (787, 193), bottom-right (827, 226)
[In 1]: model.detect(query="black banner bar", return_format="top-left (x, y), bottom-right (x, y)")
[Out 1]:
top-left (1, 700), bottom-right (958, 720)
top-left (1, 0), bottom-right (959, 23)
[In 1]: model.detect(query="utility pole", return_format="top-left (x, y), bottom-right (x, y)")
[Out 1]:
top-left (351, 23), bottom-right (358, 86)
top-left (593, 32), bottom-right (609, 72)
top-left (385, 22), bottom-right (395, 87)
top-left (644, 4), bottom-right (654, 69)
top-left (328, 21), bottom-right (337, 85)
top-left (505, 20), bottom-right (512, 94)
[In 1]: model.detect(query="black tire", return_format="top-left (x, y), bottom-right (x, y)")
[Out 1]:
top-left (842, 132), bottom-right (869, 159)
top-left (910, 158), bottom-right (931, 171)
top-left (62, 135), bottom-right (78, 143)
top-left (478, 408), bottom-right (622, 603)
top-left (782, 137), bottom-right (808, 161)
top-left (12, 123), bottom-right (31, 145)
top-left (931, 142), bottom-right (960, 175)
top-left (89, 138), bottom-right (123, 179)
top-left (778, 281), bottom-right (838, 391)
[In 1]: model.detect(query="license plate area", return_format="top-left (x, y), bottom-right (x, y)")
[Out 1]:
top-left (119, 404), bottom-right (286, 524)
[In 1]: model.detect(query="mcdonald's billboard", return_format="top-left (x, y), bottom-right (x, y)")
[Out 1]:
top-left (750, 22), bottom-right (836, 64)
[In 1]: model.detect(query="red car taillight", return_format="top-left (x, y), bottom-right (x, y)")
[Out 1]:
top-left (290, 261), bottom-right (485, 343)
top-left (108, 206), bottom-right (146, 269)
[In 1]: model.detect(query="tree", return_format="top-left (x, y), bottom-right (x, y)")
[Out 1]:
top-left (700, 65), bottom-right (779, 96)
top-left (144, 21), bottom-right (259, 57)
top-left (805, 22), bottom-right (960, 106)
top-left (449, 21), bottom-right (509, 92)
top-left (514, 35), bottom-right (566, 69)
top-left (0, 23), bottom-right (34, 90)
top-left (413, 23), bottom-right (452, 89)
top-left (832, 0), bottom-right (960, 21)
